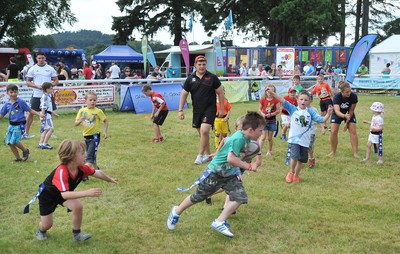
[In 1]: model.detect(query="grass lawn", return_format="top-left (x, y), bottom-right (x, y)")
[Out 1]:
top-left (0, 94), bottom-right (399, 254)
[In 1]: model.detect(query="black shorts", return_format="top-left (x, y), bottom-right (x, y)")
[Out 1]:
top-left (290, 143), bottom-right (309, 163)
top-left (192, 111), bottom-right (216, 128)
top-left (331, 113), bottom-right (357, 125)
top-left (153, 110), bottom-right (168, 126)
top-left (319, 99), bottom-right (333, 112)
top-left (38, 189), bottom-right (64, 216)
top-left (30, 97), bottom-right (41, 111)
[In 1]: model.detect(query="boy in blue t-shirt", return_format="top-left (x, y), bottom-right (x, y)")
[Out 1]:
top-left (269, 89), bottom-right (333, 183)
top-left (167, 112), bottom-right (266, 238)
top-left (0, 84), bottom-right (41, 161)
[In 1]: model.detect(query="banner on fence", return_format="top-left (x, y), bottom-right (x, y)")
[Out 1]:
top-left (221, 80), bottom-right (249, 103)
top-left (120, 83), bottom-right (187, 114)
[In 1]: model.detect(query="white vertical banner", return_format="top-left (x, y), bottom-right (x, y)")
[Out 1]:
top-left (276, 48), bottom-right (295, 76)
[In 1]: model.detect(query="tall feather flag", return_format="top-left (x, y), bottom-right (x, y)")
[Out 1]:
top-left (141, 35), bottom-right (148, 75)
top-left (146, 45), bottom-right (157, 68)
top-left (225, 10), bottom-right (233, 30)
top-left (188, 15), bottom-right (193, 33)
top-left (345, 34), bottom-right (377, 83)
top-left (179, 39), bottom-right (190, 74)
top-left (213, 37), bottom-right (224, 75)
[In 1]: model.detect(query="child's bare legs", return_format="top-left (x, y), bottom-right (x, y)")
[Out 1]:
top-left (40, 128), bottom-right (54, 145)
top-left (63, 199), bottom-right (83, 230)
top-left (38, 213), bottom-right (54, 232)
top-left (281, 124), bottom-right (289, 138)
top-left (175, 196), bottom-right (195, 215)
top-left (294, 160), bottom-right (303, 176)
top-left (8, 142), bottom-right (26, 159)
top-left (216, 200), bottom-right (241, 222)
top-left (363, 141), bottom-right (372, 161)
top-left (258, 130), bottom-right (267, 152)
top-left (267, 130), bottom-right (273, 153)
top-left (152, 123), bottom-right (162, 139)
top-left (320, 111), bottom-right (327, 134)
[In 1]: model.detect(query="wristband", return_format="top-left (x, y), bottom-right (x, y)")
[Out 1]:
top-left (248, 163), bottom-right (252, 171)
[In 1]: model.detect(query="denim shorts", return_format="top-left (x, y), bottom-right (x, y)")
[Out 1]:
top-left (290, 143), bottom-right (309, 163)
top-left (263, 121), bottom-right (277, 132)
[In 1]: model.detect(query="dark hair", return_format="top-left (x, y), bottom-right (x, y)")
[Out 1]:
top-left (6, 84), bottom-right (18, 92)
top-left (386, 63), bottom-right (391, 68)
top-left (41, 82), bottom-right (52, 91)
top-left (293, 75), bottom-right (300, 80)
top-left (241, 111), bottom-right (266, 131)
top-left (36, 51), bottom-right (45, 56)
top-left (9, 57), bottom-right (17, 63)
top-left (142, 84), bottom-right (152, 92)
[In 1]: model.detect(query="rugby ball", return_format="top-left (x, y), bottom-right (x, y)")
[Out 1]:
top-left (241, 140), bottom-right (261, 162)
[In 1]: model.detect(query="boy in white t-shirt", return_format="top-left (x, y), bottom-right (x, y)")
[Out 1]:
top-left (269, 89), bottom-right (332, 183)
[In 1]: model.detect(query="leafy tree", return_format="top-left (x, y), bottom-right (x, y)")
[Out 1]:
top-left (0, 0), bottom-right (76, 48)
top-left (33, 35), bottom-right (57, 48)
top-left (112, 0), bottom-right (201, 45)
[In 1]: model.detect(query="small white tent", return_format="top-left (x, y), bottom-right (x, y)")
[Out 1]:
top-left (369, 35), bottom-right (400, 75)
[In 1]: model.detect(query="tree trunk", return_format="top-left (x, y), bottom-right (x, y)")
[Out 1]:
top-left (340, 0), bottom-right (345, 46)
top-left (355, 0), bottom-right (362, 43)
top-left (361, 0), bottom-right (370, 36)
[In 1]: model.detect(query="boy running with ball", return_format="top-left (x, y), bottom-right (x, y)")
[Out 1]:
top-left (167, 112), bottom-right (266, 238)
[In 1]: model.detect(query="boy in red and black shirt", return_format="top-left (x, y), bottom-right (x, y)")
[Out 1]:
top-left (142, 85), bottom-right (169, 142)
top-left (311, 74), bottom-right (334, 134)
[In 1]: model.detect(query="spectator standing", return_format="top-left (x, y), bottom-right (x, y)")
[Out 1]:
top-left (6, 57), bottom-right (20, 82)
top-left (239, 62), bottom-right (248, 77)
top-left (108, 62), bottom-right (121, 79)
top-left (83, 62), bottom-right (92, 80)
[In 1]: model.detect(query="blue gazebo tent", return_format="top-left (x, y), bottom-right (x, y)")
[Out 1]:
top-left (93, 45), bottom-right (143, 63)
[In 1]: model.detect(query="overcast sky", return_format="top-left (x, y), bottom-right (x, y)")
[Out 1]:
top-left (36, 0), bottom-right (269, 47)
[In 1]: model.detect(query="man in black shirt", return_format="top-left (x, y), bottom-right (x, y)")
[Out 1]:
top-left (178, 55), bottom-right (225, 164)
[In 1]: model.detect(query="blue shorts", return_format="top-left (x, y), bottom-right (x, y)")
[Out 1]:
top-left (84, 133), bottom-right (100, 164)
top-left (263, 121), bottom-right (277, 132)
top-left (7, 125), bottom-right (22, 145)
top-left (290, 143), bottom-right (308, 163)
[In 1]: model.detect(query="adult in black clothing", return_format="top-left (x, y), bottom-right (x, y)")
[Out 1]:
top-left (6, 57), bottom-right (20, 82)
top-left (329, 80), bottom-right (359, 158)
top-left (178, 55), bottom-right (225, 165)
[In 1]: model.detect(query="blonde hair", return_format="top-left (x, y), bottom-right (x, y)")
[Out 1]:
top-left (235, 115), bottom-right (245, 130)
top-left (338, 80), bottom-right (351, 92)
top-left (84, 91), bottom-right (97, 99)
top-left (263, 84), bottom-right (276, 98)
top-left (58, 139), bottom-right (86, 164)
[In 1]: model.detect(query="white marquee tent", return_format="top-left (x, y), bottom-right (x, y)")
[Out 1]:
top-left (369, 35), bottom-right (400, 75)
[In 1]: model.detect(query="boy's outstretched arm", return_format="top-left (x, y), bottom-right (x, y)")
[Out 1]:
top-left (61, 188), bottom-right (103, 200)
top-left (93, 169), bottom-right (117, 183)
top-left (268, 89), bottom-right (284, 103)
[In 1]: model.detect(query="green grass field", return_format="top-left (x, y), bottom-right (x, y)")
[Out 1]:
top-left (0, 94), bottom-right (399, 254)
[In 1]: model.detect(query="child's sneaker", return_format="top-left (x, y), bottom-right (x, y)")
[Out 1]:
top-left (194, 155), bottom-right (203, 165)
top-left (22, 149), bottom-right (30, 161)
top-left (73, 232), bottom-right (92, 241)
top-left (285, 172), bottom-right (294, 183)
top-left (167, 206), bottom-right (180, 230)
top-left (376, 159), bottom-right (384, 165)
top-left (36, 228), bottom-right (47, 240)
top-left (293, 175), bottom-right (300, 183)
top-left (201, 155), bottom-right (211, 163)
top-left (42, 144), bottom-right (53, 150)
top-left (205, 197), bottom-right (212, 205)
top-left (308, 158), bottom-right (315, 168)
top-left (211, 220), bottom-right (234, 238)
top-left (22, 133), bottom-right (34, 139)
top-left (266, 151), bottom-right (273, 156)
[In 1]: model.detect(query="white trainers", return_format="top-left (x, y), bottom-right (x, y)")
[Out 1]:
top-left (376, 159), bottom-right (384, 165)
top-left (36, 228), bottom-right (47, 240)
top-left (201, 154), bottom-right (211, 163)
top-left (167, 206), bottom-right (180, 230)
top-left (211, 220), bottom-right (234, 237)
top-left (194, 155), bottom-right (203, 165)
top-left (22, 133), bottom-right (35, 139)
